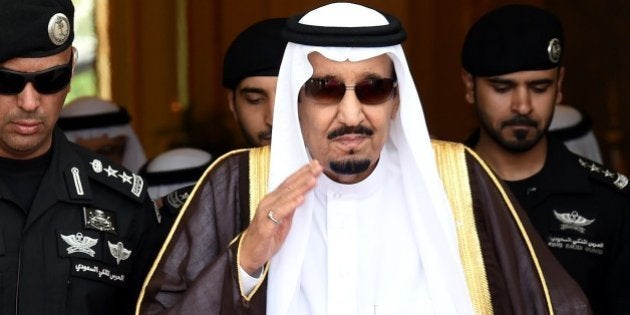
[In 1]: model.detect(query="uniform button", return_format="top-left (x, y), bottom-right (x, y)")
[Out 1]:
top-left (333, 192), bottom-right (342, 198)
top-left (526, 187), bottom-right (537, 196)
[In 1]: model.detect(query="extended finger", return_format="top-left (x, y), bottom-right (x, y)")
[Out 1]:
top-left (257, 161), bottom-right (321, 224)
top-left (276, 161), bottom-right (322, 198)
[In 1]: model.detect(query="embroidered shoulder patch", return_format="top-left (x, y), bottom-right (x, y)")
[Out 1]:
top-left (578, 158), bottom-right (629, 192)
top-left (84, 157), bottom-right (146, 203)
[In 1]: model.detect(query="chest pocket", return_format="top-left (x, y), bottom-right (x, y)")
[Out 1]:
top-left (57, 229), bottom-right (133, 287)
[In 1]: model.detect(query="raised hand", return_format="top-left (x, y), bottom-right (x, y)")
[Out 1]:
top-left (239, 160), bottom-right (323, 275)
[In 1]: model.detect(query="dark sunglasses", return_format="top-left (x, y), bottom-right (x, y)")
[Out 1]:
top-left (302, 77), bottom-right (398, 105)
top-left (0, 54), bottom-right (73, 95)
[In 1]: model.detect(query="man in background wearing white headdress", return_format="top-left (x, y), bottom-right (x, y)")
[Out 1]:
top-left (139, 147), bottom-right (213, 243)
top-left (137, 3), bottom-right (589, 314)
top-left (139, 147), bottom-right (212, 214)
top-left (59, 96), bottom-right (148, 172)
top-left (549, 104), bottom-right (603, 163)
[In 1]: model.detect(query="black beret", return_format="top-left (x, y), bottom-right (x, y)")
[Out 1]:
top-left (0, 0), bottom-right (74, 63)
top-left (462, 4), bottom-right (563, 76)
top-left (222, 18), bottom-right (288, 89)
top-left (283, 11), bottom-right (406, 47)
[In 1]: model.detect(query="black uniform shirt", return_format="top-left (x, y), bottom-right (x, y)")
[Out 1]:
top-left (503, 136), bottom-right (630, 314)
top-left (0, 127), bottom-right (163, 315)
top-left (0, 149), bottom-right (51, 212)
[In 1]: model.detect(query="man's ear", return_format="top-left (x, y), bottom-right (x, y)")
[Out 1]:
top-left (555, 66), bottom-right (565, 105)
top-left (460, 69), bottom-right (475, 104)
top-left (227, 90), bottom-right (237, 120)
top-left (71, 46), bottom-right (78, 75)
top-left (391, 99), bottom-right (400, 119)
top-left (388, 84), bottom-right (400, 119)
top-left (66, 46), bottom-right (78, 93)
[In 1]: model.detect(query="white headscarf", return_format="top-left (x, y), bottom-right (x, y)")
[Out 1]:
top-left (267, 3), bottom-right (473, 314)
top-left (550, 104), bottom-right (603, 163)
top-left (140, 147), bottom-right (212, 200)
top-left (60, 96), bottom-right (147, 172)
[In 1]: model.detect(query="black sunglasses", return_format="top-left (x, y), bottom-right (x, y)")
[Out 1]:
top-left (0, 54), bottom-right (73, 95)
top-left (302, 77), bottom-right (398, 105)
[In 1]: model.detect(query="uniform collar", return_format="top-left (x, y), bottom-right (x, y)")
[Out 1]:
top-left (49, 127), bottom-right (94, 203)
top-left (466, 129), bottom-right (591, 194)
top-left (20, 128), bottom-right (93, 231)
top-left (0, 128), bottom-right (93, 205)
top-left (510, 135), bottom-right (590, 195)
top-left (542, 135), bottom-right (590, 193)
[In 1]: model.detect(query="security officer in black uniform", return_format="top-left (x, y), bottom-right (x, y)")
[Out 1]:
top-left (0, 0), bottom-right (162, 314)
top-left (461, 5), bottom-right (630, 314)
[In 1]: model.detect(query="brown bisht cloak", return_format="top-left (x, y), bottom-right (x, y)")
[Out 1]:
top-left (137, 141), bottom-right (591, 314)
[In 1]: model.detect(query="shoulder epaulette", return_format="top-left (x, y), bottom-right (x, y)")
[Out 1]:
top-left (82, 155), bottom-right (147, 203)
top-left (577, 157), bottom-right (629, 193)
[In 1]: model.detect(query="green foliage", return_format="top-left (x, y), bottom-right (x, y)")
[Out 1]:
top-left (66, 67), bottom-right (97, 104)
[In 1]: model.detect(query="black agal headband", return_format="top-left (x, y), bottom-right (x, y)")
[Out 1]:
top-left (139, 162), bottom-right (211, 186)
top-left (57, 107), bottom-right (131, 131)
top-left (282, 12), bottom-right (406, 47)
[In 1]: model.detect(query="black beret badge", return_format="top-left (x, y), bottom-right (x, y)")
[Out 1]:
top-left (48, 13), bottom-right (71, 46)
top-left (548, 38), bottom-right (562, 64)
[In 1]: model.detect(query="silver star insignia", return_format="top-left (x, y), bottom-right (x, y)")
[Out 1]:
top-left (119, 172), bottom-right (133, 184)
top-left (104, 165), bottom-right (119, 177)
top-left (589, 164), bottom-right (601, 172)
top-left (578, 158), bottom-right (588, 167)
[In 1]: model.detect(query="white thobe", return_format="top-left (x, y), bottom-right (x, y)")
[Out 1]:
top-left (240, 150), bottom-right (437, 314)
top-left (297, 150), bottom-right (435, 314)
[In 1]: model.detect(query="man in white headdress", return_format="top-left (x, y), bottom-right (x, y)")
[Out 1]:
top-left (549, 104), bottom-right (603, 163)
top-left (139, 147), bottom-right (213, 202)
top-left (139, 147), bottom-right (213, 241)
top-left (137, 3), bottom-right (589, 314)
top-left (59, 96), bottom-right (147, 172)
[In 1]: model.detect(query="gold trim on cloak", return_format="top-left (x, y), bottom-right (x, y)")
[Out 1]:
top-left (249, 146), bottom-right (270, 221)
top-left (136, 141), bottom-right (554, 314)
top-left (463, 144), bottom-right (554, 314)
top-left (432, 140), bottom-right (493, 314)
top-left (135, 148), bottom-right (251, 314)
top-left (238, 145), bottom-right (271, 301)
